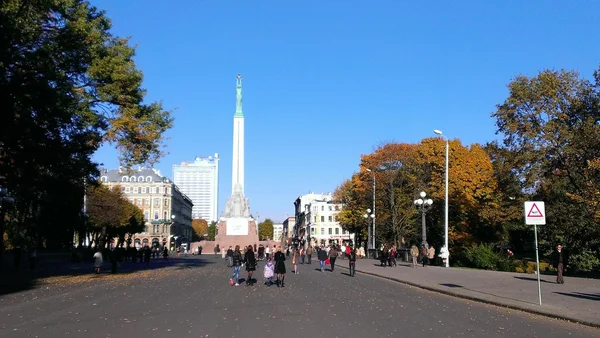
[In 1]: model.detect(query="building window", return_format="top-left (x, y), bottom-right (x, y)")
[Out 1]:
top-left (329, 206), bottom-right (332, 211)
top-left (125, 187), bottom-right (130, 193)
top-left (154, 211), bottom-right (159, 220)
top-left (156, 187), bottom-right (160, 193)
top-left (328, 216), bottom-right (332, 222)
top-left (164, 199), bottom-right (168, 207)
top-left (311, 228), bottom-right (315, 234)
top-left (146, 176), bottom-right (152, 182)
top-left (145, 198), bottom-right (150, 206)
top-left (335, 228), bottom-right (339, 235)
top-left (100, 176), bottom-right (107, 182)
top-left (129, 198), bottom-right (134, 204)
top-left (137, 187), bottom-right (141, 194)
top-left (320, 216), bottom-right (324, 222)
top-left (144, 211), bottom-right (149, 220)
top-left (154, 198), bottom-right (160, 206)
top-left (142, 187), bottom-right (146, 193)
top-left (320, 228), bottom-right (324, 235)
top-left (328, 228), bottom-right (332, 235)
top-left (130, 176), bottom-right (136, 182)
top-left (137, 199), bottom-right (142, 206)
top-left (335, 205), bottom-right (339, 211)
top-left (321, 206), bottom-right (324, 211)
top-left (122, 177), bottom-right (128, 182)
top-left (138, 176), bottom-right (144, 182)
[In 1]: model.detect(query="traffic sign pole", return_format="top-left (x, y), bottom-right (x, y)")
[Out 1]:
top-left (534, 223), bottom-right (542, 305)
top-left (525, 201), bottom-right (545, 306)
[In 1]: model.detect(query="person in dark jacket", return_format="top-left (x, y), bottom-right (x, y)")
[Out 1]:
top-left (551, 244), bottom-right (568, 284)
top-left (348, 247), bottom-right (357, 277)
top-left (230, 245), bottom-right (243, 286)
top-left (317, 247), bottom-right (328, 272)
top-left (274, 246), bottom-right (287, 287)
top-left (244, 245), bottom-right (257, 286)
top-left (226, 246), bottom-right (234, 267)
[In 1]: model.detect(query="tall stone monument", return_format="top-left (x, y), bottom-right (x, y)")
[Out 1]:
top-left (215, 74), bottom-right (258, 248)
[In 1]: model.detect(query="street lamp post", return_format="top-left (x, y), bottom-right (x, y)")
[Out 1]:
top-left (434, 129), bottom-right (450, 267)
top-left (366, 169), bottom-right (376, 250)
top-left (363, 208), bottom-right (375, 256)
top-left (413, 191), bottom-right (433, 248)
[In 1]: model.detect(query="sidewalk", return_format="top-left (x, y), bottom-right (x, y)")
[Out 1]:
top-left (343, 258), bottom-right (600, 327)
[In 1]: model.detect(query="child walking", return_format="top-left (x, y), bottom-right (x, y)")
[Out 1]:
top-left (263, 257), bottom-right (275, 285)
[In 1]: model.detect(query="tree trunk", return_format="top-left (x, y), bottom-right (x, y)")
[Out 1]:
top-left (0, 209), bottom-right (6, 271)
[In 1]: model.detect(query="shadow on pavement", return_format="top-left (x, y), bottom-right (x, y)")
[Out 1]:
top-left (513, 276), bottom-right (556, 284)
top-left (554, 292), bottom-right (600, 302)
top-left (0, 256), bottom-right (215, 296)
top-left (440, 283), bottom-right (464, 288)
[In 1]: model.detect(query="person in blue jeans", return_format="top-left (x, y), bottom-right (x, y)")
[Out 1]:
top-left (230, 245), bottom-right (243, 286)
top-left (317, 247), bottom-right (328, 272)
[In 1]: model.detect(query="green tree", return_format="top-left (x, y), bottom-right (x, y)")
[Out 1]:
top-left (258, 219), bottom-right (274, 240)
top-left (334, 177), bottom-right (368, 247)
top-left (86, 183), bottom-right (143, 248)
top-left (207, 221), bottom-right (217, 241)
top-left (0, 0), bottom-right (173, 261)
top-left (491, 67), bottom-right (600, 266)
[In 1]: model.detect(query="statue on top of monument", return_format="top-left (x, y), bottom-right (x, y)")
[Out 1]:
top-left (223, 183), bottom-right (250, 218)
top-left (235, 73), bottom-right (243, 116)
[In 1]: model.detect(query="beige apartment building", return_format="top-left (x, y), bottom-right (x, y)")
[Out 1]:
top-left (100, 168), bottom-right (193, 250)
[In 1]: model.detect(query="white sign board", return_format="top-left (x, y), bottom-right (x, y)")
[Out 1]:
top-left (226, 217), bottom-right (249, 236)
top-left (525, 201), bottom-right (546, 225)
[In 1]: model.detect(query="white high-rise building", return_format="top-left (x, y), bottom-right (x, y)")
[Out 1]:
top-left (173, 154), bottom-right (219, 222)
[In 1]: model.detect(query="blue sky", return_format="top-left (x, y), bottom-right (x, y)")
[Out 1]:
top-left (93, 0), bottom-right (600, 222)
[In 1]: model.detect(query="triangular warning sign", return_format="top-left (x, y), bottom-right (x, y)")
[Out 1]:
top-left (527, 203), bottom-right (544, 217)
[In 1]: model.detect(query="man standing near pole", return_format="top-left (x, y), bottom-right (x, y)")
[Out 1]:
top-left (551, 244), bottom-right (568, 284)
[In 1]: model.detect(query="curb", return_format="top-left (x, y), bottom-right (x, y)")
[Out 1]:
top-left (340, 265), bottom-right (600, 329)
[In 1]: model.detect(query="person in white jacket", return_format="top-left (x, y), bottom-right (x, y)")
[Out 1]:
top-left (439, 246), bottom-right (449, 266)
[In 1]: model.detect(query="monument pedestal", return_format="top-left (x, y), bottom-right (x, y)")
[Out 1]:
top-left (215, 218), bottom-right (258, 249)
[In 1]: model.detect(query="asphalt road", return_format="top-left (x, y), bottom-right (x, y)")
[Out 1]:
top-left (0, 256), bottom-right (598, 338)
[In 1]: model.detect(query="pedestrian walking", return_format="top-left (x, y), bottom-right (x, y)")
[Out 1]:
top-left (230, 245), bottom-right (243, 286)
top-left (551, 244), bottom-right (568, 284)
top-left (292, 248), bottom-right (298, 274)
top-left (428, 246), bottom-right (436, 266)
top-left (439, 245), bottom-right (449, 266)
top-left (300, 247), bottom-right (306, 264)
top-left (421, 245), bottom-right (429, 267)
top-left (263, 257), bottom-right (275, 285)
top-left (389, 246), bottom-right (397, 267)
top-left (329, 246), bottom-right (338, 272)
top-left (306, 245), bottom-right (313, 264)
top-left (318, 246), bottom-right (328, 272)
top-left (226, 246), bottom-right (233, 267)
top-left (244, 245), bottom-right (257, 286)
top-left (348, 247), bottom-right (357, 277)
top-left (214, 244), bottom-right (220, 259)
top-left (410, 244), bottom-right (419, 268)
top-left (93, 249), bottom-right (103, 274)
top-left (274, 246), bottom-right (286, 287)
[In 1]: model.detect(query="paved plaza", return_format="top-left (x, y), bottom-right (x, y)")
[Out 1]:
top-left (0, 256), bottom-right (598, 338)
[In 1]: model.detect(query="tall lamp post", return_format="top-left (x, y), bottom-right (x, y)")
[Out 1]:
top-left (413, 192), bottom-right (433, 248)
top-left (366, 168), bottom-right (376, 250)
top-left (363, 208), bottom-right (375, 256)
top-left (434, 129), bottom-right (450, 267)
